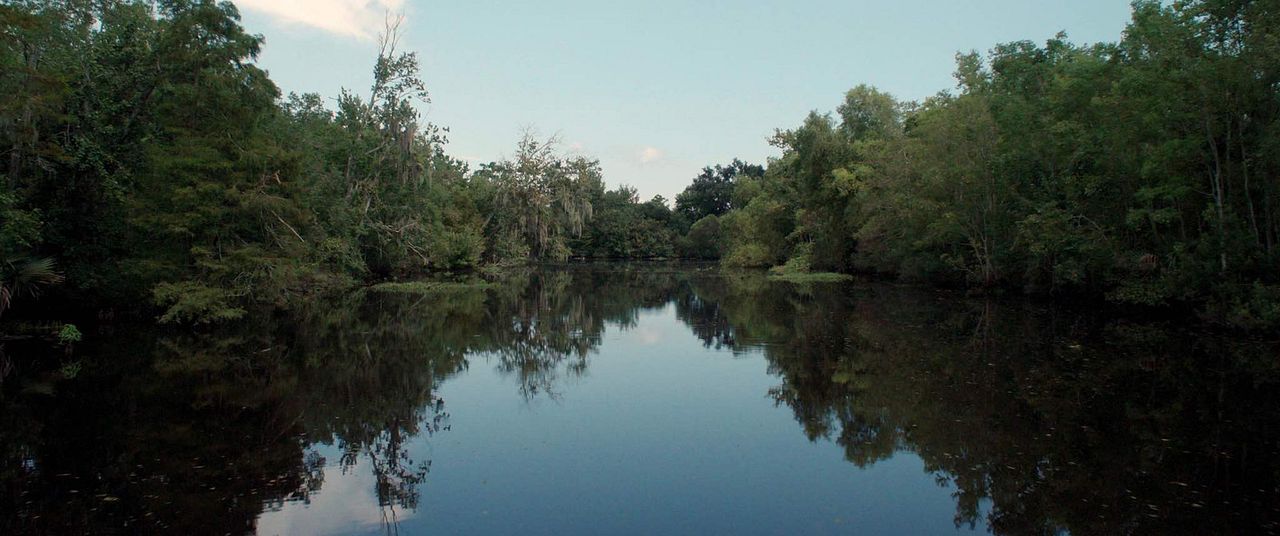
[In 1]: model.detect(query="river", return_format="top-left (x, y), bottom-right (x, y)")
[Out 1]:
top-left (2, 264), bottom-right (1277, 534)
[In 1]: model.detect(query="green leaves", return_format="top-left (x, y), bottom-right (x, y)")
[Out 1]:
top-left (481, 132), bottom-right (606, 263)
top-left (675, 159), bottom-right (763, 223)
top-left (152, 280), bottom-right (246, 324)
top-left (704, 0), bottom-right (1280, 323)
top-left (4, 0), bottom-right (1279, 329)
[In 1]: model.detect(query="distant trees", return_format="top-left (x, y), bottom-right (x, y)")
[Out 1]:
top-left (567, 184), bottom-right (686, 259)
top-left (675, 159), bottom-right (764, 224)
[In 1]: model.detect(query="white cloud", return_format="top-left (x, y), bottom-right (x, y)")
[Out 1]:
top-left (255, 449), bottom-right (417, 535)
top-left (630, 326), bottom-right (663, 346)
top-left (637, 146), bottom-right (664, 164)
top-left (234, 0), bottom-right (406, 40)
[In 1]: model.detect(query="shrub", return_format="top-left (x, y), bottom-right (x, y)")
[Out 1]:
top-left (57, 324), bottom-right (83, 345)
top-left (723, 243), bottom-right (773, 267)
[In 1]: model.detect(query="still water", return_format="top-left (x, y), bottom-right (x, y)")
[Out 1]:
top-left (2, 264), bottom-right (1279, 535)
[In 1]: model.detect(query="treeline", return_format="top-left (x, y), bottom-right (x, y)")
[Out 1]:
top-left (678, 0), bottom-right (1280, 327)
top-left (5, 0), bottom-right (1280, 328)
top-left (0, 0), bottom-right (690, 324)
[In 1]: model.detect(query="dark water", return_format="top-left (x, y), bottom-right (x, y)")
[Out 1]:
top-left (2, 264), bottom-right (1279, 535)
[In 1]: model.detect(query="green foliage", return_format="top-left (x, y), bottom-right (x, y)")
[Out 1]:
top-left (571, 186), bottom-right (684, 259)
top-left (3, 0), bottom-right (1279, 329)
top-left (722, 243), bottom-right (774, 268)
top-left (57, 360), bottom-right (81, 380)
top-left (1205, 282), bottom-right (1280, 330)
top-left (769, 243), bottom-right (814, 276)
top-left (682, 215), bottom-right (724, 259)
top-left (0, 191), bottom-right (41, 256)
top-left (708, 1), bottom-right (1280, 326)
top-left (488, 229), bottom-right (532, 265)
top-left (675, 159), bottom-right (763, 223)
top-left (479, 133), bottom-right (601, 263)
top-left (152, 281), bottom-right (246, 325)
top-left (766, 272), bottom-right (853, 283)
top-left (2, 2), bottom-right (667, 324)
top-left (369, 280), bottom-right (493, 294)
top-left (56, 323), bottom-right (81, 345)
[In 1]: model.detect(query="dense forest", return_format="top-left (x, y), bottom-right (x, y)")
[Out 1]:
top-left (2, 0), bottom-right (1278, 327)
top-left (0, 0), bottom-right (691, 325)
top-left (692, 1), bottom-right (1280, 328)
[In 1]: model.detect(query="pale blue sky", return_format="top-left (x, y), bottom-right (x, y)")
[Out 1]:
top-left (234, 0), bottom-right (1133, 200)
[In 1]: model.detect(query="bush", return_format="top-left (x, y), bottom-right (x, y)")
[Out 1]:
top-left (317, 237), bottom-right (367, 276)
top-left (57, 324), bottom-right (83, 345)
top-left (769, 243), bottom-right (813, 275)
top-left (488, 229), bottom-right (531, 265)
top-left (723, 243), bottom-right (773, 267)
top-left (429, 227), bottom-right (486, 270)
top-left (152, 281), bottom-right (247, 324)
top-left (683, 215), bottom-right (724, 259)
top-left (1205, 282), bottom-right (1280, 329)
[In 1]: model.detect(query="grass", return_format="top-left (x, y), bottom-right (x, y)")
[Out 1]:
top-left (368, 280), bottom-right (493, 294)
top-left (766, 271), bottom-right (854, 283)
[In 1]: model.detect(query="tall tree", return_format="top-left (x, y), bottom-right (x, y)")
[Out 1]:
top-left (675, 159), bottom-right (763, 224)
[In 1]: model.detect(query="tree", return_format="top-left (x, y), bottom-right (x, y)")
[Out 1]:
top-left (675, 159), bottom-right (763, 224)
top-left (482, 131), bottom-right (600, 262)
top-left (683, 215), bottom-right (724, 259)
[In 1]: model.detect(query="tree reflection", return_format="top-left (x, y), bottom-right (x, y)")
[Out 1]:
top-left (0, 264), bottom-right (688, 533)
top-left (0, 283), bottom-right (478, 534)
top-left (2, 265), bottom-right (1279, 534)
top-left (687, 277), bottom-right (1280, 535)
top-left (476, 265), bottom-right (682, 399)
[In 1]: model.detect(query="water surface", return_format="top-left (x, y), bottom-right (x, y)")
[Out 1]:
top-left (3, 264), bottom-right (1278, 534)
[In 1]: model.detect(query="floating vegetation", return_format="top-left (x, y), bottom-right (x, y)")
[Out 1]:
top-left (766, 272), bottom-right (854, 283)
top-left (368, 280), bottom-right (494, 294)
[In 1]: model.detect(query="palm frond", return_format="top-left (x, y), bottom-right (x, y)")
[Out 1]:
top-left (12, 257), bottom-right (66, 291)
top-left (0, 256), bottom-right (65, 317)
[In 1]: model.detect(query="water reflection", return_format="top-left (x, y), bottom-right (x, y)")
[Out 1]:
top-left (2, 264), bottom-right (1278, 534)
top-left (686, 275), bottom-right (1280, 535)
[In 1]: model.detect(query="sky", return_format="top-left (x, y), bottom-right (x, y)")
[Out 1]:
top-left (232, 0), bottom-right (1133, 201)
